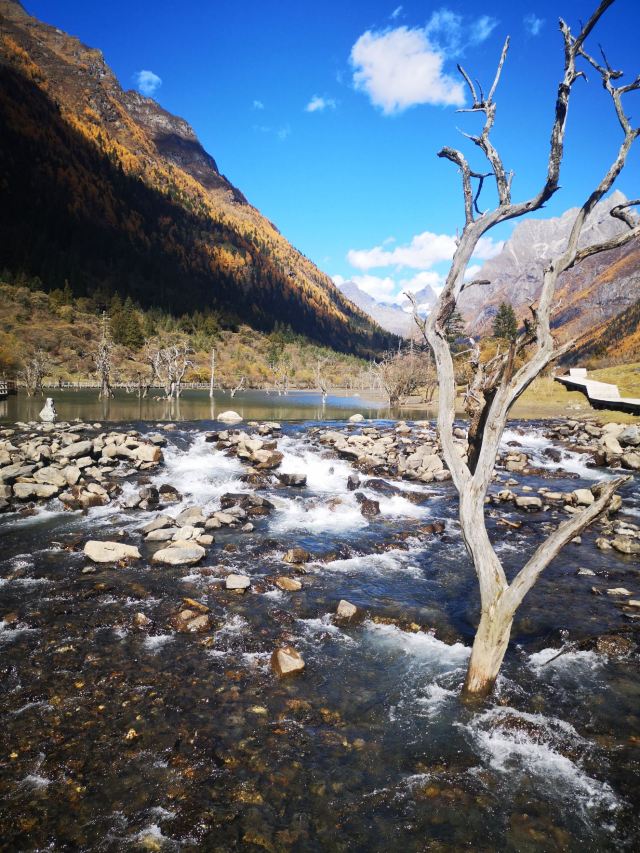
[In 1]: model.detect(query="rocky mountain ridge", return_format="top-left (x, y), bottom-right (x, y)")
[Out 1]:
top-left (459, 190), bottom-right (640, 347)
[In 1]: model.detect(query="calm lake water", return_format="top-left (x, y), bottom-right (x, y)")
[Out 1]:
top-left (0, 389), bottom-right (429, 424)
top-left (1, 414), bottom-right (639, 850)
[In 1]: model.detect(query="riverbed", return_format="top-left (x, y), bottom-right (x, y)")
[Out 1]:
top-left (1, 415), bottom-right (639, 851)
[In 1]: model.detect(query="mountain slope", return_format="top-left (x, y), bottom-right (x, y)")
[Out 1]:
top-left (337, 281), bottom-right (414, 337)
top-left (459, 191), bottom-right (640, 348)
top-left (0, 0), bottom-right (394, 356)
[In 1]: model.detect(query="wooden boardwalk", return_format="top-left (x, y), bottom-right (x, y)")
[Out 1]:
top-left (555, 368), bottom-right (640, 415)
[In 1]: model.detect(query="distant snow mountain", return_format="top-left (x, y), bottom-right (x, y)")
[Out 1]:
top-left (338, 280), bottom-right (438, 338)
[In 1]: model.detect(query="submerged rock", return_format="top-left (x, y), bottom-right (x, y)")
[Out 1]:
top-left (283, 547), bottom-right (311, 565)
top-left (275, 576), bottom-right (302, 591)
top-left (84, 540), bottom-right (141, 563)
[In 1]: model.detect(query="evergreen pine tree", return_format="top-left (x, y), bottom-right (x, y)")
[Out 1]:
top-left (493, 302), bottom-right (518, 341)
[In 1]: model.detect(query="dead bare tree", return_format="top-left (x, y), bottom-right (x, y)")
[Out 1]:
top-left (411, 0), bottom-right (638, 700)
top-left (94, 313), bottom-right (114, 400)
top-left (209, 348), bottom-right (216, 398)
top-left (20, 349), bottom-right (48, 396)
top-left (375, 348), bottom-right (428, 406)
top-left (315, 355), bottom-right (332, 402)
top-left (230, 376), bottom-right (245, 398)
top-left (150, 340), bottom-right (194, 400)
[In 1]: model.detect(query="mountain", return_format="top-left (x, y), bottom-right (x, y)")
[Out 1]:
top-left (0, 0), bottom-right (394, 357)
top-left (337, 280), bottom-right (438, 338)
top-left (337, 281), bottom-right (414, 337)
top-left (459, 191), bottom-right (640, 348)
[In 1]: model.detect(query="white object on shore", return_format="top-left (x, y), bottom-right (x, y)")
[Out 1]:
top-left (39, 398), bottom-right (58, 423)
top-left (349, 414), bottom-right (365, 423)
top-left (218, 411), bottom-right (243, 423)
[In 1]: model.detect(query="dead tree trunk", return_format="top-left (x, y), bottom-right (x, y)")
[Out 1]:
top-left (410, 0), bottom-right (638, 700)
top-left (209, 349), bottom-right (216, 399)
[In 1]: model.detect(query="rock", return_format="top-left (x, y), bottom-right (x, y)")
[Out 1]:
top-left (514, 495), bottom-right (543, 510)
top-left (611, 536), bottom-right (640, 555)
top-left (158, 483), bottom-right (182, 502)
top-left (606, 587), bottom-right (631, 596)
top-left (349, 414), bottom-right (365, 423)
top-left (619, 425), bottom-right (640, 447)
top-left (577, 567), bottom-right (595, 576)
top-left (138, 486), bottom-right (160, 508)
top-left (151, 541), bottom-right (206, 566)
top-left (184, 614), bottom-right (211, 632)
top-left (133, 612), bottom-right (151, 627)
top-left (145, 528), bottom-right (175, 542)
top-left (33, 466), bottom-right (67, 487)
top-left (283, 547), bottom-right (311, 565)
top-left (271, 645), bottom-right (305, 677)
top-left (275, 576), bottom-right (302, 591)
top-left (142, 514), bottom-right (174, 534)
top-left (621, 452), bottom-right (640, 471)
top-left (64, 466), bottom-right (81, 486)
top-left (218, 411), bottom-right (243, 423)
top-left (594, 634), bottom-right (634, 657)
top-left (347, 474), bottom-right (361, 491)
top-left (572, 488), bottom-right (595, 506)
top-left (251, 449), bottom-right (283, 470)
top-left (196, 534), bottom-right (214, 546)
top-left (84, 540), bottom-right (141, 563)
top-left (56, 440), bottom-right (94, 460)
top-left (241, 522), bottom-right (254, 533)
top-left (336, 599), bottom-right (358, 620)
top-left (135, 444), bottom-right (163, 463)
top-left (595, 537), bottom-right (613, 551)
top-left (601, 433), bottom-right (623, 455)
top-left (13, 482), bottom-right (59, 500)
top-left (355, 493), bottom-right (380, 517)
top-left (277, 472), bottom-right (307, 487)
top-left (225, 573), bottom-right (251, 590)
top-left (39, 398), bottom-right (58, 423)
top-left (175, 507), bottom-right (206, 526)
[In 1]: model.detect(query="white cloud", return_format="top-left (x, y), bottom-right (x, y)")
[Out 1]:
top-left (524, 13), bottom-right (544, 36)
top-left (305, 95), bottom-right (337, 113)
top-left (332, 274), bottom-right (347, 286)
top-left (352, 274), bottom-right (397, 300)
top-left (390, 5), bottom-right (403, 19)
top-left (464, 264), bottom-right (482, 281)
top-left (347, 230), bottom-right (457, 270)
top-left (470, 14), bottom-right (498, 45)
top-left (277, 124), bottom-right (291, 140)
top-left (253, 99), bottom-right (265, 110)
top-left (473, 236), bottom-right (504, 260)
top-left (398, 270), bottom-right (444, 294)
top-left (350, 26), bottom-right (465, 114)
top-left (425, 9), bottom-right (464, 54)
top-left (133, 70), bottom-right (162, 97)
top-left (253, 124), bottom-right (292, 142)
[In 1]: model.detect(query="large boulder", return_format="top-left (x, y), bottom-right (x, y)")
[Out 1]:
top-left (218, 411), bottom-right (243, 423)
top-left (13, 482), bottom-right (59, 500)
top-left (151, 540), bottom-right (206, 566)
top-left (84, 540), bottom-right (141, 563)
top-left (271, 646), bottom-right (305, 677)
top-left (515, 495), bottom-right (543, 510)
top-left (33, 466), bottom-right (67, 488)
top-left (135, 444), bottom-right (163, 463)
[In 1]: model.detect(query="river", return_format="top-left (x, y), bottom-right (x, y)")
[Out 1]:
top-left (0, 407), bottom-right (638, 850)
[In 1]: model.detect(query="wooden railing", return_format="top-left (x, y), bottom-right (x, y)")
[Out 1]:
top-left (0, 379), bottom-right (17, 398)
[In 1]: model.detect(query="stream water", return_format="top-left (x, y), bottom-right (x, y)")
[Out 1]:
top-left (0, 416), bottom-right (639, 851)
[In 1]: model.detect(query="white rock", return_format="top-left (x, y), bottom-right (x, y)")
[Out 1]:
top-left (349, 414), bottom-right (365, 423)
top-left (218, 411), bottom-right (243, 423)
top-left (39, 398), bottom-right (58, 423)
top-left (151, 541), bottom-right (205, 566)
top-left (84, 540), bottom-right (141, 563)
top-left (225, 573), bottom-right (251, 590)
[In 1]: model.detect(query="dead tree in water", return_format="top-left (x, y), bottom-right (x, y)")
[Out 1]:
top-left (315, 356), bottom-right (332, 402)
top-left (412, 0), bottom-right (638, 700)
top-left (94, 314), bottom-right (114, 400)
top-left (230, 376), bottom-right (245, 398)
top-left (20, 349), bottom-right (48, 396)
top-left (150, 341), bottom-right (193, 400)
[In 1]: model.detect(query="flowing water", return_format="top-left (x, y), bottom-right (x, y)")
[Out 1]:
top-left (1, 417), bottom-right (639, 851)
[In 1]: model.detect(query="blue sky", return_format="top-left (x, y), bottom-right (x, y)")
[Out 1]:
top-left (27, 0), bottom-right (640, 304)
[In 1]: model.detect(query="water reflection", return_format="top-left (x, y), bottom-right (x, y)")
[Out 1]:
top-left (1, 389), bottom-right (431, 423)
